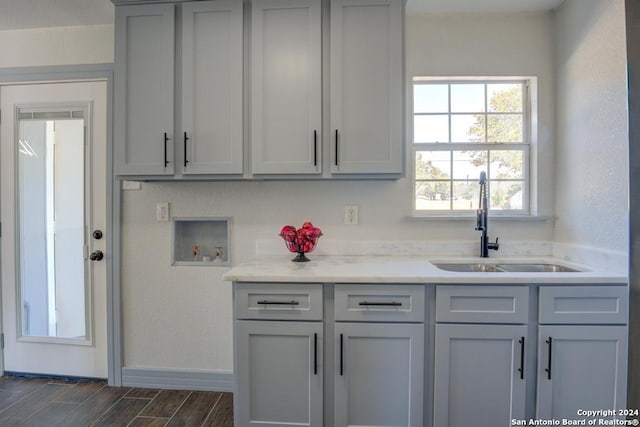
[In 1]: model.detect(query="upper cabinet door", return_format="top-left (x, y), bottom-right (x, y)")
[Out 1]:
top-left (115, 4), bottom-right (175, 175)
top-left (251, 0), bottom-right (322, 175)
top-left (181, 0), bottom-right (244, 175)
top-left (330, 0), bottom-right (403, 174)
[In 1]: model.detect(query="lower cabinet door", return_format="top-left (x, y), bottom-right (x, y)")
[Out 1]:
top-left (235, 320), bottom-right (323, 426)
top-left (433, 324), bottom-right (527, 427)
top-left (536, 325), bottom-right (628, 420)
top-left (334, 322), bottom-right (424, 427)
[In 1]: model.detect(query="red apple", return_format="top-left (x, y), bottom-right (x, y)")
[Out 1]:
top-left (302, 221), bottom-right (313, 229)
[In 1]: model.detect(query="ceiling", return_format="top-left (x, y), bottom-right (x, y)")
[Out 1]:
top-left (0, 0), bottom-right (565, 32)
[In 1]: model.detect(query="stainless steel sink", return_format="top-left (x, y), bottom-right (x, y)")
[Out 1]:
top-left (496, 263), bottom-right (580, 273)
top-left (434, 263), bottom-right (504, 272)
top-left (434, 262), bottom-right (582, 273)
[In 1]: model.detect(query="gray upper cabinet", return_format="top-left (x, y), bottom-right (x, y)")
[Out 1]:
top-left (115, 3), bottom-right (175, 175)
top-left (330, 0), bottom-right (404, 175)
top-left (114, 0), bottom-right (243, 177)
top-left (181, 0), bottom-right (243, 175)
top-left (250, 0), bottom-right (322, 175)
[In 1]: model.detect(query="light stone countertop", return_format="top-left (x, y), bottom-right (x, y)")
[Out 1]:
top-left (222, 255), bottom-right (628, 285)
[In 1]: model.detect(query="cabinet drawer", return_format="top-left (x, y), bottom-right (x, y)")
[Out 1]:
top-left (235, 283), bottom-right (323, 320)
top-left (436, 286), bottom-right (529, 324)
top-left (334, 284), bottom-right (424, 322)
top-left (539, 286), bottom-right (628, 324)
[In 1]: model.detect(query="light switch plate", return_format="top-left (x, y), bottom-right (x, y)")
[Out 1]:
top-left (156, 203), bottom-right (170, 222)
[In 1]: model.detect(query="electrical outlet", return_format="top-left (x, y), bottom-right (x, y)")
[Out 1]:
top-left (344, 205), bottom-right (358, 225)
top-left (156, 203), bottom-right (169, 222)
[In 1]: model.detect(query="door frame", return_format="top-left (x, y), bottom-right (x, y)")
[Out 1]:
top-left (0, 64), bottom-right (122, 386)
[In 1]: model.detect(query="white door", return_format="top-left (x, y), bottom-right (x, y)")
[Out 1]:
top-left (0, 81), bottom-right (108, 378)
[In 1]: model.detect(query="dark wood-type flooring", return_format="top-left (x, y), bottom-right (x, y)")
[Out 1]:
top-left (0, 376), bottom-right (234, 427)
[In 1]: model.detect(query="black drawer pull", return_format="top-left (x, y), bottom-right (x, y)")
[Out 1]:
top-left (334, 129), bottom-right (339, 166)
top-left (545, 337), bottom-right (552, 380)
top-left (518, 337), bottom-right (525, 380)
top-left (313, 333), bottom-right (318, 375)
top-left (256, 300), bottom-right (299, 306)
top-left (183, 131), bottom-right (189, 167)
top-left (339, 333), bottom-right (344, 376)
top-left (164, 132), bottom-right (170, 167)
top-left (358, 301), bottom-right (402, 307)
top-left (313, 130), bottom-right (318, 166)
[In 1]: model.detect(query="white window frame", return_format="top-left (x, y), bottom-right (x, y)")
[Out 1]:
top-left (411, 77), bottom-right (533, 217)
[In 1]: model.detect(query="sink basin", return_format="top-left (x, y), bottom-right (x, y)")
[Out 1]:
top-left (496, 263), bottom-right (580, 273)
top-left (434, 262), bottom-right (582, 273)
top-left (434, 263), bottom-right (504, 273)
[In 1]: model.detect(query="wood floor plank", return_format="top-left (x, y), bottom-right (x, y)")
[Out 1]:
top-left (139, 390), bottom-right (190, 418)
top-left (128, 416), bottom-right (170, 427)
top-left (22, 401), bottom-right (78, 427)
top-left (92, 397), bottom-right (150, 427)
top-left (0, 380), bottom-right (46, 411)
top-left (166, 391), bottom-right (221, 427)
top-left (53, 385), bottom-right (131, 427)
top-left (126, 388), bottom-right (161, 399)
top-left (0, 383), bottom-right (70, 424)
top-left (202, 393), bottom-right (233, 427)
top-left (55, 381), bottom-right (105, 403)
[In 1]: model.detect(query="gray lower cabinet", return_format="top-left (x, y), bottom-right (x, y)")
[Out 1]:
top-left (434, 285), bottom-right (529, 427)
top-left (334, 322), bottom-right (424, 427)
top-left (536, 325), bottom-right (628, 419)
top-left (433, 324), bottom-right (527, 427)
top-left (235, 320), bottom-right (323, 426)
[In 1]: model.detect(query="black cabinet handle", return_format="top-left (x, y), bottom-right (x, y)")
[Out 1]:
top-left (545, 337), bottom-right (552, 380)
top-left (313, 333), bottom-right (318, 375)
top-left (518, 337), bottom-right (525, 380)
top-left (313, 130), bottom-right (318, 166)
top-left (339, 333), bottom-right (344, 376)
top-left (334, 129), bottom-right (339, 166)
top-left (164, 132), bottom-right (169, 167)
top-left (89, 250), bottom-right (104, 261)
top-left (358, 301), bottom-right (402, 307)
top-left (256, 300), bottom-right (299, 306)
top-left (184, 131), bottom-right (189, 167)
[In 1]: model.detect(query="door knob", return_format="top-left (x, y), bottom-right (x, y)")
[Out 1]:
top-left (89, 250), bottom-right (104, 261)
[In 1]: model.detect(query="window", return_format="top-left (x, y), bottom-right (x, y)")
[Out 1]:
top-left (412, 78), bottom-right (530, 215)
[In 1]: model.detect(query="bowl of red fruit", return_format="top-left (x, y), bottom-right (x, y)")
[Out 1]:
top-left (279, 222), bottom-right (323, 262)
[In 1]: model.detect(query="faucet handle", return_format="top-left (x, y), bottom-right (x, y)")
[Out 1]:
top-left (489, 237), bottom-right (500, 251)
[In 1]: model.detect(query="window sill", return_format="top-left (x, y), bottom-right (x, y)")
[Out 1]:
top-left (408, 214), bottom-right (553, 221)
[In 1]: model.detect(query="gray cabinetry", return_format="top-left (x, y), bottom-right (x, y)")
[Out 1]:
top-left (536, 286), bottom-right (628, 420)
top-left (114, 0), bottom-right (243, 177)
top-left (233, 283), bottom-right (323, 426)
top-left (115, 3), bottom-right (175, 175)
top-left (434, 286), bottom-right (529, 427)
top-left (330, 0), bottom-right (403, 174)
top-left (250, 0), bottom-right (322, 175)
top-left (334, 284), bottom-right (424, 427)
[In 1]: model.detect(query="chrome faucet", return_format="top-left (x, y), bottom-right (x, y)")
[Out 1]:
top-left (475, 171), bottom-right (499, 257)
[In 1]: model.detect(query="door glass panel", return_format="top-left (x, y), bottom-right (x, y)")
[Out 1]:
top-left (17, 109), bottom-right (88, 340)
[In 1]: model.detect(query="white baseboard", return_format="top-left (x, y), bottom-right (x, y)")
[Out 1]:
top-left (122, 367), bottom-right (233, 392)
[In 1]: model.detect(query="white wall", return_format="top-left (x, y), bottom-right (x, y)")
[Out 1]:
top-left (121, 12), bottom-right (557, 372)
top-left (553, 0), bottom-right (628, 256)
top-left (0, 25), bottom-right (113, 67)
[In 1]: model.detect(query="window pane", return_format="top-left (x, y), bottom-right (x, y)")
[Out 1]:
top-left (452, 181), bottom-right (477, 210)
top-left (487, 114), bottom-right (523, 142)
top-left (488, 84), bottom-right (522, 113)
top-left (414, 115), bottom-right (449, 143)
top-left (414, 84), bottom-right (448, 113)
top-left (451, 84), bottom-right (484, 113)
top-left (490, 181), bottom-right (524, 210)
top-left (451, 114), bottom-right (484, 143)
top-left (490, 150), bottom-right (524, 179)
top-left (416, 181), bottom-right (451, 211)
top-left (452, 150), bottom-right (487, 180)
top-left (416, 151), bottom-right (450, 179)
